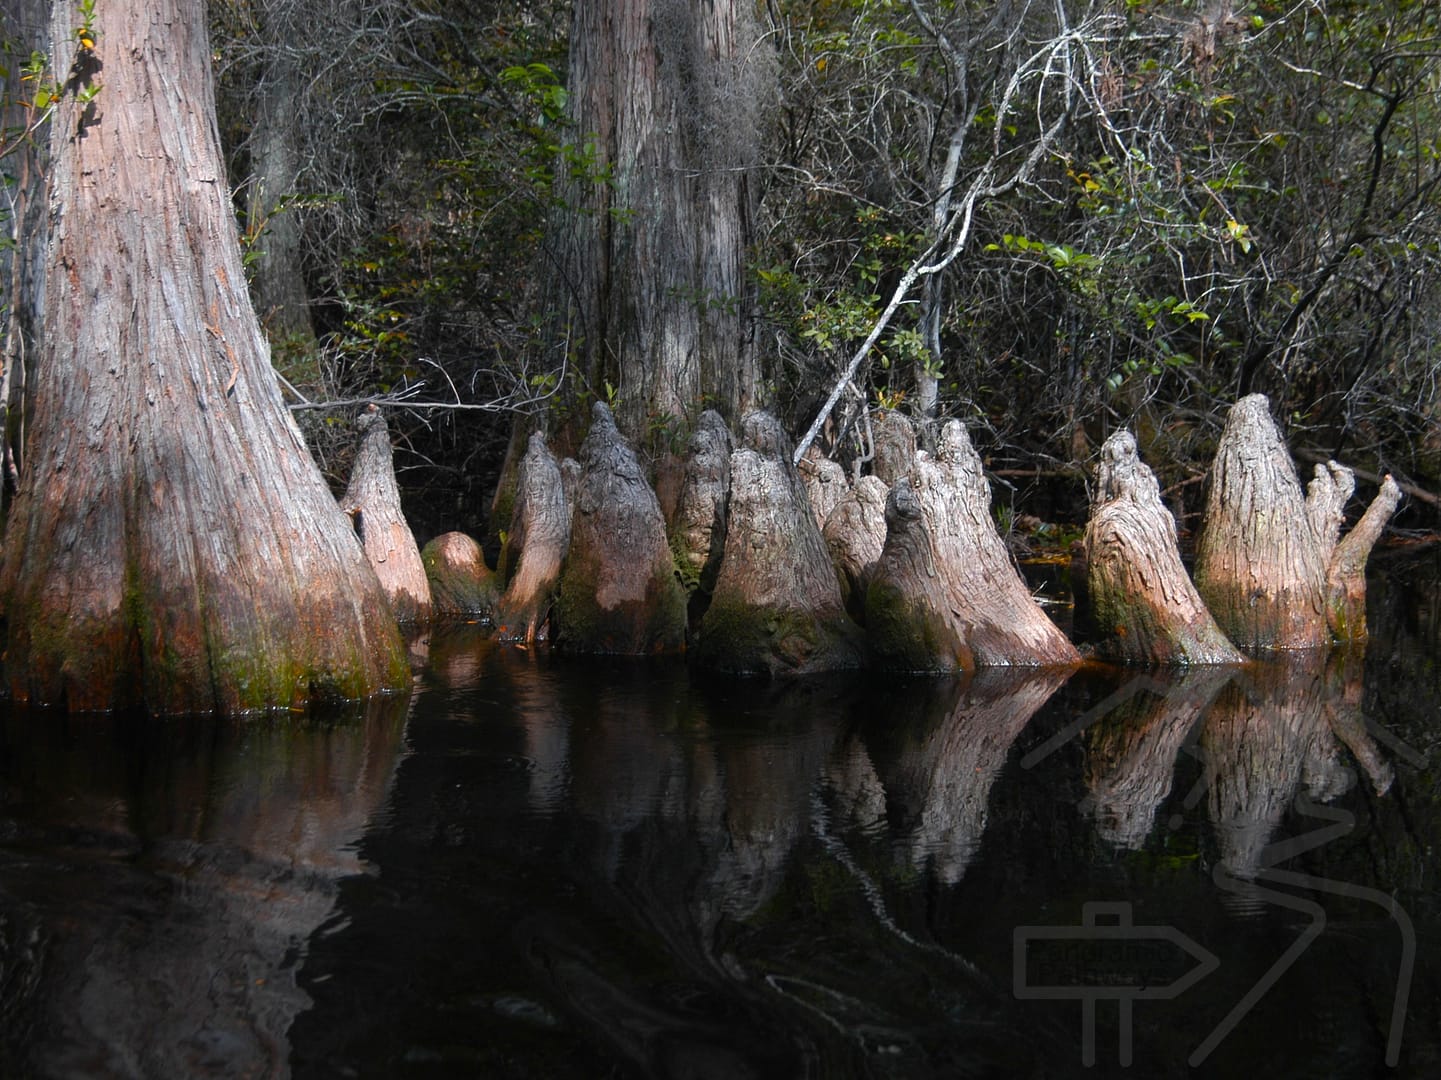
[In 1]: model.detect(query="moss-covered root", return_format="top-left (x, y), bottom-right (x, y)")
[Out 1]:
top-left (422, 532), bottom-right (500, 619)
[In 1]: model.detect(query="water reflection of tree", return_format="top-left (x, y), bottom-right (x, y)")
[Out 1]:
top-left (1081, 668), bottom-right (1234, 849)
top-left (0, 696), bottom-right (410, 1078)
top-left (848, 669), bottom-right (1069, 885)
top-left (1197, 652), bottom-right (1391, 883)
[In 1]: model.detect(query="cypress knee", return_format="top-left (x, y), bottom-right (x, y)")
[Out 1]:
top-left (1083, 430), bottom-right (1241, 664)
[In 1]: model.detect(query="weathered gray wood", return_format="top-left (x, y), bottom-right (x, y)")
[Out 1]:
top-left (866, 420), bottom-right (1079, 672)
top-left (870, 408), bottom-right (917, 487)
top-left (669, 409), bottom-right (733, 597)
top-left (555, 403), bottom-right (687, 654)
top-left (0, 0), bottom-right (406, 712)
top-left (1324, 473), bottom-right (1402, 639)
top-left (421, 532), bottom-right (499, 619)
top-left (822, 474), bottom-right (889, 624)
top-left (1196, 394), bottom-right (1401, 648)
top-left (340, 406), bottom-right (431, 624)
top-left (495, 432), bottom-right (571, 643)
top-left (1084, 430), bottom-right (1241, 664)
top-left (799, 444), bottom-right (848, 529)
top-left (694, 411), bottom-right (864, 674)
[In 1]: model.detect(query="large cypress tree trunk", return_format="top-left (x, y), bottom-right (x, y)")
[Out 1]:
top-left (0, 0), bottom-right (406, 713)
top-left (542, 0), bottom-right (764, 441)
top-left (243, 0), bottom-right (315, 351)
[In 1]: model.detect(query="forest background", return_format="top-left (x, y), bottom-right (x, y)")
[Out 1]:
top-left (5, 0), bottom-right (1439, 545)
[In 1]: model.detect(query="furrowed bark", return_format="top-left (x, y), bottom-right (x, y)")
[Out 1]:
top-left (866, 419), bottom-right (1079, 671)
top-left (494, 432), bottom-right (571, 644)
top-left (669, 409), bottom-right (733, 600)
top-left (1084, 430), bottom-right (1242, 664)
top-left (822, 474), bottom-right (889, 625)
top-left (555, 403), bottom-right (687, 654)
top-left (798, 445), bottom-right (847, 529)
top-left (1324, 474), bottom-right (1402, 639)
top-left (693, 411), bottom-right (863, 675)
top-left (1196, 394), bottom-right (1400, 649)
top-left (0, 0), bottom-right (406, 713)
top-left (339, 406), bottom-right (431, 624)
top-left (870, 408), bottom-right (917, 487)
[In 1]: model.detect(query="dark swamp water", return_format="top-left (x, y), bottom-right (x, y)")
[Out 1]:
top-left (3, 548), bottom-right (1441, 1079)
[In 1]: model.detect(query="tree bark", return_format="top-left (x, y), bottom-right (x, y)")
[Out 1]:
top-left (1084, 430), bottom-right (1242, 664)
top-left (798, 444), bottom-right (847, 528)
top-left (541, 0), bottom-right (764, 442)
top-left (669, 408), bottom-right (732, 599)
top-left (243, 0), bottom-right (315, 351)
top-left (0, 0), bottom-right (406, 713)
top-left (870, 408), bottom-right (916, 487)
top-left (822, 474), bottom-right (889, 625)
top-left (494, 432), bottom-right (571, 644)
top-left (866, 419), bottom-right (1079, 672)
top-left (339, 405), bottom-right (430, 624)
top-left (1195, 394), bottom-right (1400, 649)
top-left (1322, 471), bottom-right (1401, 640)
top-left (555, 402), bottom-right (687, 654)
top-left (693, 410), bottom-right (863, 674)
top-left (421, 532), bottom-right (498, 620)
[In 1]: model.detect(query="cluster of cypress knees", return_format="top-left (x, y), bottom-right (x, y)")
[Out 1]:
top-left (343, 394), bottom-right (1401, 676)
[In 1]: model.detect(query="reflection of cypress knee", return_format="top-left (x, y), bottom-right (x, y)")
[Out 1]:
top-left (1083, 430), bottom-right (1240, 664)
top-left (1082, 667), bottom-right (1233, 849)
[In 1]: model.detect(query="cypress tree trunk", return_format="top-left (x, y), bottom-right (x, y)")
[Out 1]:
top-left (0, 0), bottom-right (406, 713)
top-left (541, 0), bottom-right (764, 441)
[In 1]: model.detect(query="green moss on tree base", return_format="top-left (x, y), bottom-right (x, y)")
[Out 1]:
top-left (862, 581), bottom-right (975, 674)
top-left (692, 594), bottom-right (862, 676)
